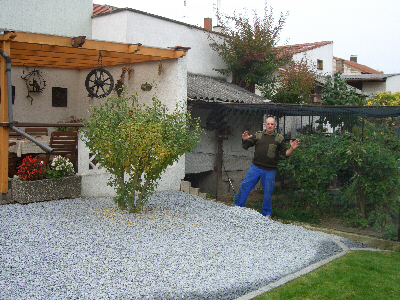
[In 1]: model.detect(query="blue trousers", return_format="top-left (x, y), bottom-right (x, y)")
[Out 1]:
top-left (234, 164), bottom-right (277, 216)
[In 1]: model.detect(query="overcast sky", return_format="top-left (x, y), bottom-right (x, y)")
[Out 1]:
top-left (95, 0), bottom-right (400, 74)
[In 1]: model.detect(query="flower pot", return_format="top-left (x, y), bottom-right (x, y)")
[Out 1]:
top-left (11, 175), bottom-right (82, 204)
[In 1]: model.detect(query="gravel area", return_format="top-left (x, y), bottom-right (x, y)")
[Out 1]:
top-left (0, 191), bottom-right (353, 299)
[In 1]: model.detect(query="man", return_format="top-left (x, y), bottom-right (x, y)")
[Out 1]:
top-left (233, 117), bottom-right (300, 217)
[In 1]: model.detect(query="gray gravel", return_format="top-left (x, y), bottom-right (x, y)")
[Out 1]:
top-left (0, 191), bottom-right (354, 299)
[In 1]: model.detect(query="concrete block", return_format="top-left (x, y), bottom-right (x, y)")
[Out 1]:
top-left (189, 187), bottom-right (199, 196)
top-left (198, 192), bottom-right (207, 199)
top-left (180, 180), bottom-right (191, 193)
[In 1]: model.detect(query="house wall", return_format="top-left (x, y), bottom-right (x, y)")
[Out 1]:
top-left (292, 43), bottom-right (333, 76)
top-left (11, 67), bottom-right (81, 127)
top-left (91, 10), bottom-right (226, 78)
top-left (10, 57), bottom-right (186, 196)
top-left (361, 81), bottom-right (386, 95)
top-left (386, 75), bottom-right (400, 93)
top-left (78, 58), bottom-right (188, 196)
top-left (361, 76), bottom-right (400, 95)
top-left (0, 0), bottom-right (92, 37)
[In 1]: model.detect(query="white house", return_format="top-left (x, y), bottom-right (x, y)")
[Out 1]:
top-left (0, 1), bottom-right (190, 197)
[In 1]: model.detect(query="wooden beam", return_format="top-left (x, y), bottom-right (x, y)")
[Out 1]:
top-left (0, 38), bottom-right (11, 193)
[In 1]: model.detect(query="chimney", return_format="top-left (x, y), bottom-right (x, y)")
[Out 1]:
top-left (350, 55), bottom-right (357, 63)
top-left (204, 18), bottom-right (212, 31)
top-left (336, 59), bottom-right (344, 73)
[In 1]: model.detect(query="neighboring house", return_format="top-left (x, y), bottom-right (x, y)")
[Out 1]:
top-left (255, 41), bottom-right (334, 103)
top-left (342, 73), bottom-right (400, 95)
top-left (277, 41), bottom-right (334, 75)
top-left (333, 55), bottom-right (383, 75)
top-left (333, 56), bottom-right (400, 95)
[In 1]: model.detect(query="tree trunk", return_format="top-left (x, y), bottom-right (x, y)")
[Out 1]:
top-left (232, 75), bottom-right (255, 93)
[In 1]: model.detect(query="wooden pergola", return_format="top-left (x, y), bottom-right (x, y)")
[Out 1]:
top-left (0, 31), bottom-right (187, 194)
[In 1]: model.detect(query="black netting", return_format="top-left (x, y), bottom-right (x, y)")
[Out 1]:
top-left (186, 101), bottom-right (400, 199)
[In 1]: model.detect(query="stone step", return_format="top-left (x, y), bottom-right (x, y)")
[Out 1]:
top-left (180, 180), bottom-right (206, 199)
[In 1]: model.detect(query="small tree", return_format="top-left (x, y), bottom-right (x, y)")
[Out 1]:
top-left (269, 57), bottom-right (317, 103)
top-left (321, 72), bottom-right (365, 106)
top-left (208, 4), bottom-right (290, 92)
top-left (82, 94), bottom-right (202, 212)
top-left (318, 72), bottom-right (366, 131)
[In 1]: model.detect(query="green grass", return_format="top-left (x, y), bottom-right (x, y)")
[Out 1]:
top-left (254, 251), bottom-right (400, 300)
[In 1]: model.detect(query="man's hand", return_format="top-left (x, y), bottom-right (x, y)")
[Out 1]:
top-left (290, 139), bottom-right (300, 150)
top-left (242, 130), bottom-right (253, 141)
top-left (286, 139), bottom-right (300, 157)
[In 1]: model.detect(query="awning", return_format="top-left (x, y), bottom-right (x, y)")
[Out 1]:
top-left (0, 31), bottom-right (187, 69)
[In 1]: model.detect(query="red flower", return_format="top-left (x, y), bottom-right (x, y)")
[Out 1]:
top-left (17, 155), bottom-right (47, 181)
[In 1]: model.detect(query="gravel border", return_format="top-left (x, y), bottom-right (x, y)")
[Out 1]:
top-left (0, 191), bottom-right (362, 299)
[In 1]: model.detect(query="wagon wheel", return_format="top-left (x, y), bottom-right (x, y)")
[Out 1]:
top-left (85, 68), bottom-right (114, 98)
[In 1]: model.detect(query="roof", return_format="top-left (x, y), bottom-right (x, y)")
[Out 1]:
top-left (342, 73), bottom-right (400, 81)
top-left (0, 31), bottom-right (187, 70)
top-left (334, 56), bottom-right (383, 74)
top-left (92, 4), bottom-right (214, 33)
top-left (187, 74), bottom-right (269, 104)
top-left (276, 41), bottom-right (332, 56)
top-left (93, 4), bottom-right (117, 16)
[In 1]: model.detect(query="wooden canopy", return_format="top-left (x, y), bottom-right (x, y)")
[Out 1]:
top-left (0, 31), bottom-right (187, 69)
top-left (0, 31), bottom-right (188, 194)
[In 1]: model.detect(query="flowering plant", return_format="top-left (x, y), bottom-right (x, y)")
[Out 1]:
top-left (45, 156), bottom-right (75, 179)
top-left (56, 116), bottom-right (84, 131)
top-left (17, 155), bottom-right (47, 181)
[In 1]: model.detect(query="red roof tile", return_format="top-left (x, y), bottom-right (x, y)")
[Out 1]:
top-left (275, 41), bottom-right (333, 55)
top-left (334, 56), bottom-right (383, 74)
top-left (93, 4), bottom-right (116, 16)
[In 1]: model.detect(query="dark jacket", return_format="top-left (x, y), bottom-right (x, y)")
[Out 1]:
top-left (241, 131), bottom-right (287, 170)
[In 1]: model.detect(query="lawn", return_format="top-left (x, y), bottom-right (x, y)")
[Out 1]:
top-left (255, 250), bottom-right (400, 300)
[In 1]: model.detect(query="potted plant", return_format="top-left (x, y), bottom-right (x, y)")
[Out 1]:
top-left (11, 155), bottom-right (81, 204)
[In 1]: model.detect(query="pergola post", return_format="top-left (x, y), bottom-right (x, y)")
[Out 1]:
top-left (0, 35), bottom-right (12, 194)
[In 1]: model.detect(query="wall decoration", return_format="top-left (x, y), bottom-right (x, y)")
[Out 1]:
top-left (21, 68), bottom-right (46, 104)
top-left (85, 51), bottom-right (114, 98)
top-left (115, 66), bottom-right (133, 97)
top-left (141, 82), bottom-right (152, 91)
top-left (158, 61), bottom-right (163, 75)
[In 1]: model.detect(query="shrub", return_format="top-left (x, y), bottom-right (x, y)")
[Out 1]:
top-left (279, 130), bottom-right (400, 231)
top-left (82, 93), bottom-right (202, 213)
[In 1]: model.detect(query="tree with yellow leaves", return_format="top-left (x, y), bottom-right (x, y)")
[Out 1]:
top-left (82, 93), bottom-right (202, 212)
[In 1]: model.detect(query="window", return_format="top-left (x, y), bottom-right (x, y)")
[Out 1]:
top-left (317, 59), bottom-right (323, 70)
top-left (52, 87), bottom-right (67, 107)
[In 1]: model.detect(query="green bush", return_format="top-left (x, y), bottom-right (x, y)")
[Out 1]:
top-left (279, 128), bottom-right (400, 231)
top-left (82, 94), bottom-right (202, 212)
